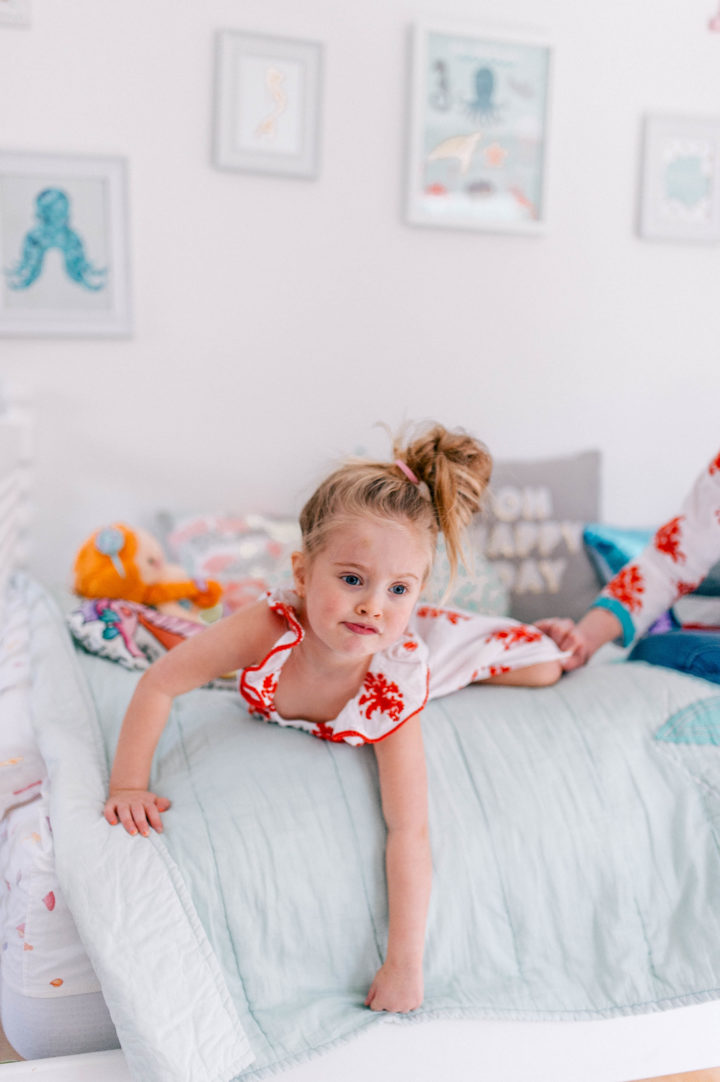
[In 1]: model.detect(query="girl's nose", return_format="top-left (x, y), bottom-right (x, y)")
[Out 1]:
top-left (356, 592), bottom-right (381, 618)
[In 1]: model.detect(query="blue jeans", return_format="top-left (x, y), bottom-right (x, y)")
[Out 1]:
top-left (629, 630), bottom-right (720, 686)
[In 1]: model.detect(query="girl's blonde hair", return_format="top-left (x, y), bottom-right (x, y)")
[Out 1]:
top-left (299, 422), bottom-right (492, 585)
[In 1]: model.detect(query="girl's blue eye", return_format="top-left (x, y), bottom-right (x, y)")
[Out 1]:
top-left (390, 584), bottom-right (408, 595)
top-left (341, 574), bottom-right (361, 586)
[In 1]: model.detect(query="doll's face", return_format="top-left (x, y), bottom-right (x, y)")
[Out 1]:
top-left (133, 528), bottom-right (185, 584)
top-left (132, 529), bottom-right (166, 584)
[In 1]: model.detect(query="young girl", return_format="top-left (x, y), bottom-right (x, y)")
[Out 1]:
top-left (104, 422), bottom-right (566, 1014)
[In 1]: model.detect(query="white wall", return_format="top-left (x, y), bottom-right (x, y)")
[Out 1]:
top-left (2, 0), bottom-right (719, 586)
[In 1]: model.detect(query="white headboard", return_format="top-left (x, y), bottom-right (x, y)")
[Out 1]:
top-left (0, 400), bottom-right (33, 619)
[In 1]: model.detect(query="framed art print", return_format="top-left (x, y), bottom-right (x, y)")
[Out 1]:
top-left (639, 114), bottom-right (720, 243)
top-left (213, 30), bottom-right (323, 179)
top-left (406, 21), bottom-right (552, 234)
top-left (0, 152), bottom-right (131, 337)
top-left (0, 0), bottom-right (31, 27)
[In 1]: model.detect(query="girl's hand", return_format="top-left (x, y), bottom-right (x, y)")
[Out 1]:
top-left (535, 618), bottom-right (591, 671)
top-left (365, 961), bottom-right (423, 1013)
top-left (104, 789), bottom-right (171, 836)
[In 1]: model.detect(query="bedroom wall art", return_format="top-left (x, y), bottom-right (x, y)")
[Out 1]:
top-left (0, 0), bottom-right (30, 27)
top-left (639, 114), bottom-right (720, 243)
top-left (0, 152), bottom-right (132, 337)
top-left (213, 29), bottom-right (324, 179)
top-left (405, 19), bottom-right (552, 234)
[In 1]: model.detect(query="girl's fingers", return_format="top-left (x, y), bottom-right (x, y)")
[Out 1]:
top-left (145, 802), bottom-right (164, 833)
top-left (117, 805), bottom-right (139, 836)
top-left (130, 802), bottom-right (151, 837)
top-left (105, 794), bottom-right (170, 835)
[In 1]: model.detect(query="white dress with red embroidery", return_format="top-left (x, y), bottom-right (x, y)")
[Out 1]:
top-left (595, 449), bottom-right (720, 646)
top-left (238, 590), bottom-right (568, 746)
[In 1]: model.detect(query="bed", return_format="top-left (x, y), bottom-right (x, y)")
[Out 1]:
top-left (3, 407), bottom-right (720, 1082)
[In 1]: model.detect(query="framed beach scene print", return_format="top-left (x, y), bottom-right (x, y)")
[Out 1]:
top-left (639, 114), bottom-right (720, 243)
top-left (213, 30), bottom-right (323, 179)
top-left (0, 152), bottom-right (131, 336)
top-left (406, 21), bottom-right (552, 234)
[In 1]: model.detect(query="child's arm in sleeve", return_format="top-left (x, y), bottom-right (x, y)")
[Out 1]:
top-left (366, 715), bottom-right (431, 1013)
top-left (539, 450), bottom-right (720, 667)
top-left (594, 450), bottom-right (720, 644)
top-left (104, 600), bottom-right (283, 836)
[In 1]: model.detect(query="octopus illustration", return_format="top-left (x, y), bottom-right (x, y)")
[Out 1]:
top-left (254, 66), bottom-right (288, 141)
top-left (465, 66), bottom-right (502, 123)
top-left (5, 188), bottom-right (107, 291)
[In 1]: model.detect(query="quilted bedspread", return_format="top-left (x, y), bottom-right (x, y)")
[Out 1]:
top-left (22, 573), bottom-right (720, 1082)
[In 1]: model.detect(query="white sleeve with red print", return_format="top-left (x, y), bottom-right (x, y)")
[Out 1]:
top-left (408, 604), bottom-right (570, 701)
top-left (594, 450), bottom-right (720, 646)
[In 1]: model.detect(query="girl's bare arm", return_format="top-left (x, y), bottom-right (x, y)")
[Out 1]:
top-left (366, 716), bottom-right (431, 1013)
top-left (105, 601), bottom-right (282, 835)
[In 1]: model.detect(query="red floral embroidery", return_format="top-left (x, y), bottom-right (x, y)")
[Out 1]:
top-left (415, 605), bottom-right (470, 625)
top-left (403, 640), bottom-right (418, 651)
top-left (674, 579), bottom-right (699, 597)
top-left (488, 664), bottom-right (512, 677)
top-left (312, 720), bottom-right (346, 742)
top-left (709, 452), bottom-right (720, 475)
top-left (654, 516), bottom-right (686, 564)
top-left (604, 565), bottom-right (645, 613)
top-left (484, 626), bottom-right (542, 651)
top-left (358, 672), bottom-right (404, 722)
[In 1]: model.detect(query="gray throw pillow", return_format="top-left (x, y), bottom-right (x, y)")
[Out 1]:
top-left (473, 450), bottom-right (601, 624)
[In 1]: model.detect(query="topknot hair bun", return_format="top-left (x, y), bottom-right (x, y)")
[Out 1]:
top-left (395, 422), bottom-right (492, 584)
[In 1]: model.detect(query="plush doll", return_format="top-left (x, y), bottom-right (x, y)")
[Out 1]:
top-left (73, 524), bottom-right (222, 622)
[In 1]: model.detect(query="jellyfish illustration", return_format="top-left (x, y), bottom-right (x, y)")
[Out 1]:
top-left (465, 66), bottom-right (502, 123)
top-left (5, 187), bottom-right (107, 292)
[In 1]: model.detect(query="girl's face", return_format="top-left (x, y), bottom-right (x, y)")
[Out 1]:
top-left (292, 516), bottom-right (431, 662)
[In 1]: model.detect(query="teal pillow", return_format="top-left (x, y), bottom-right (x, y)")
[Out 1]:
top-left (583, 524), bottom-right (652, 583)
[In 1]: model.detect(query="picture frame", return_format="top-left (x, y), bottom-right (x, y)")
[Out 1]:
top-left (0, 0), bottom-right (31, 27)
top-left (406, 20), bottom-right (552, 234)
top-left (213, 29), bottom-right (323, 180)
top-left (639, 114), bottom-right (720, 243)
top-left (0, 152), bottom-right (131, 337)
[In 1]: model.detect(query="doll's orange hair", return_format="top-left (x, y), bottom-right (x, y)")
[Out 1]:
top-left (73, 524), bottom-right (145, 601)
top-left (73, 524), bottom-right (221, 608)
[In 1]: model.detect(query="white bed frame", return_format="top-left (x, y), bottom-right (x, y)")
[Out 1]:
top-left (2, 1006), bottom-right (720, 1082)
top-left (2, 402), bottom-right (720, 1082)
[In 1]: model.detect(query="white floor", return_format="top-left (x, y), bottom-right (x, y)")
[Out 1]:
top-left (3, 1005), bottom-right (720, 1082)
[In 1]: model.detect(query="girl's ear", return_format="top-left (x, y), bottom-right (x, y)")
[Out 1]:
top-left (291, 551), bottom-right (307, 597)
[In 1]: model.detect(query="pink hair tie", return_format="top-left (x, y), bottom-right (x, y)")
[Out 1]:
top-left (394, 459), bottom-right (420, 485)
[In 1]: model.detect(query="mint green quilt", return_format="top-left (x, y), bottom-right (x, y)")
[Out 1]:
top-left (23, 574), bottom-right (720, 1082)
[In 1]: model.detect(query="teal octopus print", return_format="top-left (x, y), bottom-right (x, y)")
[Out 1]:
top-left (5, 187), bottom-right (107, 291)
